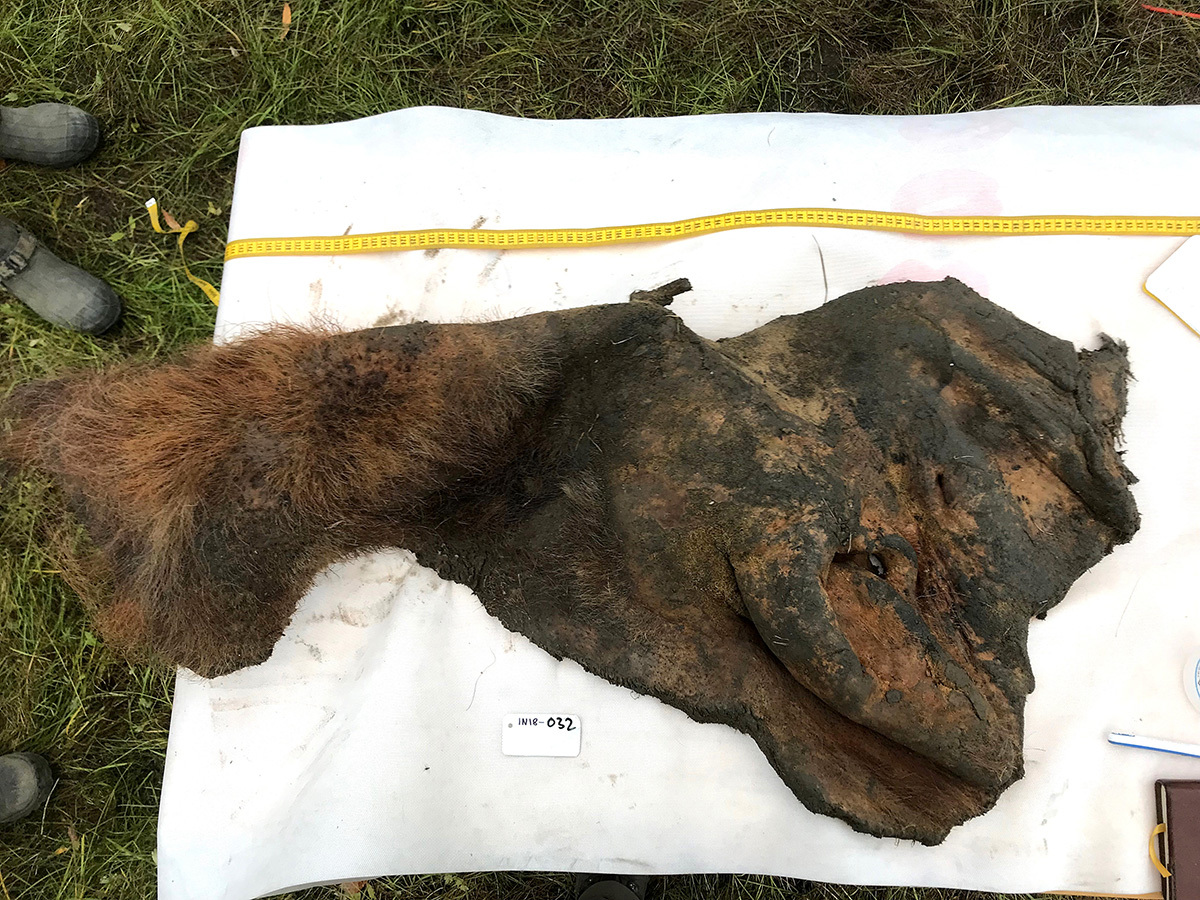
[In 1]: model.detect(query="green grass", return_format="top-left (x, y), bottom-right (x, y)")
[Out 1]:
top-left (2, 0), bottom-right (1198, 897)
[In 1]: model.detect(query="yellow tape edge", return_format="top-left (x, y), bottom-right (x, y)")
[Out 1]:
top-left (146, 197), bottom-right (166, 235)
top-left (1150, 822), bottom-right (1171, 879)
top-left (224, 207), bottom-right (1200, 262)
top-left (146, 198), bottom-right (221, 305)
top-left (1142, 281), bottom-right (1200, 340)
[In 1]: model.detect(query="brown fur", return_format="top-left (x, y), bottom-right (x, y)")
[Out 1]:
top-left (2, 322), bottom-right (552, 674)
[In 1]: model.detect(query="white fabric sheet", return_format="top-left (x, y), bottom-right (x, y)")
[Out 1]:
top-left (158, 106), bottom-right (1200, 900)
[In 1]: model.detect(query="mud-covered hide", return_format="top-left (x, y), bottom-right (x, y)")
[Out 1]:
top-left (1, 279), bottom-right (1139, 844)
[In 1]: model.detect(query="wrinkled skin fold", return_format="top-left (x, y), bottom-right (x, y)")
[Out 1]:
top-left (1, 279), bottom-right (1139, 843)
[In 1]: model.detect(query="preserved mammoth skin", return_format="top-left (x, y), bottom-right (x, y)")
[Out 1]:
top-left (2, 279), bottom-right (1139, 843)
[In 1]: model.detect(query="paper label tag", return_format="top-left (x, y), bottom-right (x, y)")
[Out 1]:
top-left (502, 713), bottom-right (581, 757)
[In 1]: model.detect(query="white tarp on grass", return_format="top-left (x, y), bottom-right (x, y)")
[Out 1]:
top-left (158, 105), bottom-right (1200, 900)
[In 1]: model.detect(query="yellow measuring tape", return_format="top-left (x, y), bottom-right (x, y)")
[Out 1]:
top-left (223, 207), bottom-right (1200, 261)
top-left (1150, 822), bottom-right (1171, 879)
top-left (146, 198), bottom-right (222, 305)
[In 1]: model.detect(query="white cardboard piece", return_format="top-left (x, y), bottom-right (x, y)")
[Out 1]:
top-left (1145, 233), bottom-right (1200, 336)
top-left (159, 106), bottom-right (1200, 900)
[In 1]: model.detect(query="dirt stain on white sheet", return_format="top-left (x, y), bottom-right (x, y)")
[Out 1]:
top-left (373, 304), bottom-right (415, 327)
top-left (479, 253), bottom-right (504, 284)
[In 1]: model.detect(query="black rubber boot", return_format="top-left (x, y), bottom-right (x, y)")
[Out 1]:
top-left (0, 216), bottom-right (121, 333)
top-left (0, 103), bottom-right (100, 168)
top-left (574, 874), bottom-right (652, 900)
top-left (0, 753), bottom-right (53, 825)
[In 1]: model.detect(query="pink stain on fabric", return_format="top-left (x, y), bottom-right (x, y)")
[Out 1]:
top-left (897, 116), bottom-right (1015, 148)
top-left (892, 169), bottom-right (1003, 217)
top-left (873, 169), bottom-right (1000, 294)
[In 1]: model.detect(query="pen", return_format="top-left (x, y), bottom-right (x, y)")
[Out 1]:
top-left (1108, 731), bottom-right (1200, 759)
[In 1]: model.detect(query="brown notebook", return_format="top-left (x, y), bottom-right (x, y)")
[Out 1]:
top-left (1156, 780), bottom-right (1200, 900)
